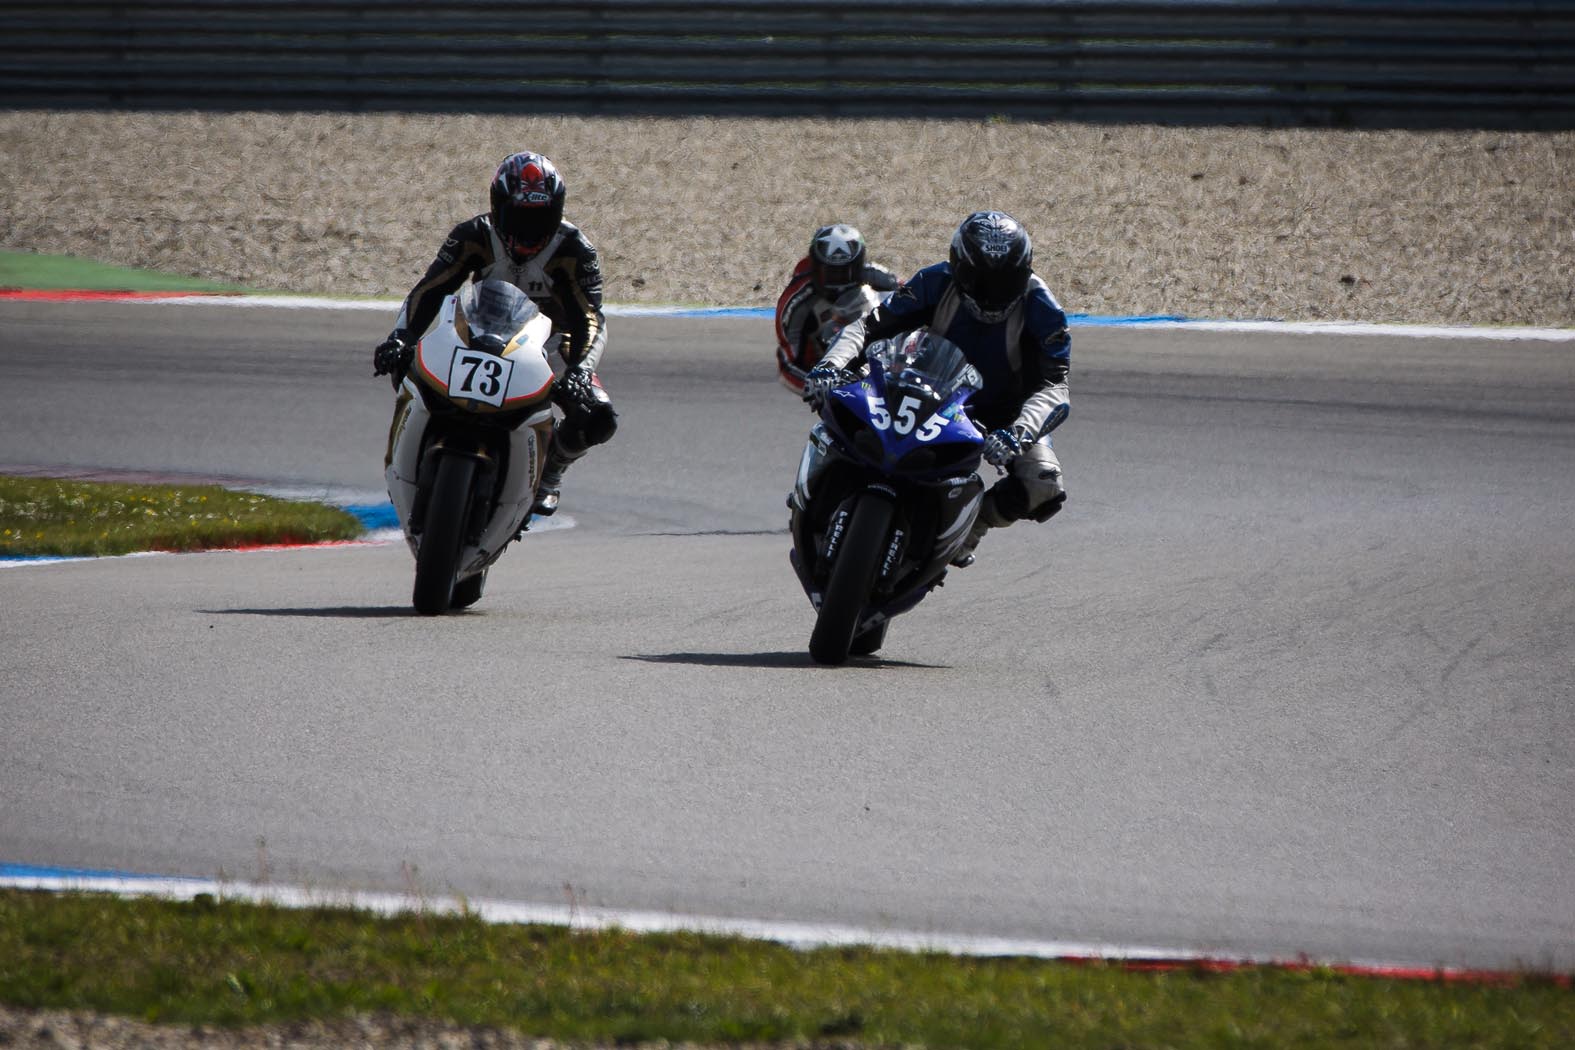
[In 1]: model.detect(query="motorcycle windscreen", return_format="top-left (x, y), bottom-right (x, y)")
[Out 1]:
top-left (458, 278), bottom-right (539, 341)
top-left (867, 329), bottom-right (982, 405)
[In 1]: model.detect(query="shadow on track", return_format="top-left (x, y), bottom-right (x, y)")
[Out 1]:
top-left (623, 652), bottom-right (949, 670)
top-left (200, 606), bottom-right (422, 618)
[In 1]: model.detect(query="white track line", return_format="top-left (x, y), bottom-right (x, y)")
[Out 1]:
top-left (0, 870), bottom-right (1408, 973)
top-left (13, 867), bottom-right (1549, 980)
top-left (1120, 318), bottom-right (1575, 341)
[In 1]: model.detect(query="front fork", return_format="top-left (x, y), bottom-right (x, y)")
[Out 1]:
top-left (822, 489), bottom-right (908, 590)
top-left (413, 438), bottom-right (497, 544)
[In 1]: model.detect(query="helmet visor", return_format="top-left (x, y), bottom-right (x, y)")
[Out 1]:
top-left (496, 202), bottom-right (560, 256)
top-left (955, 254), bottom-right (1031, 316)
top-left (814, 260), bottom-right (859, 292)
top-left (971, 265), bottom-right (1031, 312)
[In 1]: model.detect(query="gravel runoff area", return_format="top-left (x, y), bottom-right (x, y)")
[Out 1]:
top-left (2, 111), bottom-right (1572, 328)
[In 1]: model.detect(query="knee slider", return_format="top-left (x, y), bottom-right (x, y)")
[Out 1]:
top-left (1029, 490), bottom-right (1067, 523)
top-left (986, 475), bottom-right (1032, 525)
top-left (560, 385), bottom-right (620, 453)
top-left (988, 475), bottom-right (1066, 524)
top-left (580, 400), bottom-right (618, 446)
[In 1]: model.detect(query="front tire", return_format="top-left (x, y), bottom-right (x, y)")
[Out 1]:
top-left (412, 453), bottom-right (477, 615)
top-left (809, 495), bottom-right (894, 665)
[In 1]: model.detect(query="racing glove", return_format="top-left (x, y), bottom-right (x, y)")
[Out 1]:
top-left (552, 366), bottom-right (599, 414)
top-left (983, 425), bottom-right (1035, 470)
top-left (372, 331), bottom-right (414, 385)
top-left (801, 362), bottom-right (847, 409)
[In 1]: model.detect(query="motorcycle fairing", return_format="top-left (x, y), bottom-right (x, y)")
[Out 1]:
top-left (412, 291), bottom-right (556, 415)
top-left (821, 337), bottom-right (984, 483)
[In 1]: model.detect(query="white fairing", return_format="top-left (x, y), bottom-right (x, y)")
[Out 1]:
top-left (385, 287), bottom-right (557, 580)
top-left (415, 292), bottom-right (556, 410)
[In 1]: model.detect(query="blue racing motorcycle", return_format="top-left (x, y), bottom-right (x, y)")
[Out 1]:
top-left (788, 329), bottom-right (987, 664)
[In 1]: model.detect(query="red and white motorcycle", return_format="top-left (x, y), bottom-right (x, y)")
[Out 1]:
top-left (384, 279), bottom-right (557, 614)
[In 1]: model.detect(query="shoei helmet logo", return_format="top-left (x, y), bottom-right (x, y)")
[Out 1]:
top-left (976, 215), bottom-right (1020, 258)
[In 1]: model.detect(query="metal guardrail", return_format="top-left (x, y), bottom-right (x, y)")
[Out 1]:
top-left (2, 1), bottom-right (1572, 128)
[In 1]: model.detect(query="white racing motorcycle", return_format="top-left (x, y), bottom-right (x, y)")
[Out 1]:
top-left (814, 284), bottom-right (883, 352)
top-left (385, 279), bottom-right (557, 614)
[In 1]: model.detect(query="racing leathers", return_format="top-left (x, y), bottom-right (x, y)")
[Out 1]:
top-left (380, 214), bottom-right (616, 508)
top-left (774, 257), bottom-right (900, 395)
top-left (816, 261), bottom-right (1070, 546)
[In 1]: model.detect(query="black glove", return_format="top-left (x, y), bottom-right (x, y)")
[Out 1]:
top-left (372, 332), bottom-right (413, 385)
top-left (802, 362), bottom-right (848, 409)
top-left (552, 367), bottom-right (598, 413)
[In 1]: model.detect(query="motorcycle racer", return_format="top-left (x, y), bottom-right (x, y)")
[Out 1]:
top-left (373, 151), bottom-right (617, 517)
top-left (774, 223), bottom-right (900, 395)
top-left (803, 211), bottom-right (1070, 567)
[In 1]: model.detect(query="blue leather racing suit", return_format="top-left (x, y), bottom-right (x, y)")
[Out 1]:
top-left (819, 261), bottom-right (1071, 524)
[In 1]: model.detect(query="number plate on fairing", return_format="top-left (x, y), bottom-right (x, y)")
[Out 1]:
top-left (447, 349), bottom-right (515, 408)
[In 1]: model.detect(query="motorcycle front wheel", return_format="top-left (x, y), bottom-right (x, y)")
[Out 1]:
top-left (809, 494), bottom-right (894, 665)
top-left (412, 452), bottom-right (477, 615)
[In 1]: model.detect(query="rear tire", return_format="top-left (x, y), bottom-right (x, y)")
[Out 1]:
top-left (412, 453), bottom-right (476, 615)
top-left (809, 496), bottom-right (894, 666)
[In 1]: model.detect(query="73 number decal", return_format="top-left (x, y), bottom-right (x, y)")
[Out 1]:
top-left (447, 349), bottom-right (516, 409)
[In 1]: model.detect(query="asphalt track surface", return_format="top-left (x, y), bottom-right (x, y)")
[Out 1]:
top-left (2, 299), bottom-right (1572, 971)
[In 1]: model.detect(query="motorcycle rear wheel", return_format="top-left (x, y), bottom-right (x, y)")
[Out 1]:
top-left (412, 452), bottom-right (477, 615)
top-left (809, 495), bottom-right (894, 665)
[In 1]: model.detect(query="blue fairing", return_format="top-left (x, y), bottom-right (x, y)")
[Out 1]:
top-left (820, 331), bottom-right (985, 480)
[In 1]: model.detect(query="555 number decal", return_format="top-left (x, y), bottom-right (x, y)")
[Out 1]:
top-left (868, 395), bottom-right (946, 442)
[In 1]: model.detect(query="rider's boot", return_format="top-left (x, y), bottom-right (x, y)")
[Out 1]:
top-left (950, 516), bottom-right (992, 568)
top-left (532, 447), bottom-right (573, 517)
top-left (951, 477), bottom-right (1067, 567)
top-left (951, 484), bottom-right (1026, 576)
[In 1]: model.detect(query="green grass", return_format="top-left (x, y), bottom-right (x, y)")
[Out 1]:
top-left (0, 250), bottom-right (250, 293)
top-left (0, 475), bottom-right (363, 557)
top-left (0, 890), bottom-right (1569, 1048)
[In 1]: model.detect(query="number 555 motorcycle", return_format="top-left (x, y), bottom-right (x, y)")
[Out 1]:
top-left (788, 329), bottom-right (987, 664)
top-left (384, 279), bottom-right (556, 614)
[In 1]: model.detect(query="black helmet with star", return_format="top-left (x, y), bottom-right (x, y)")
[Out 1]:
top-left (808, 223), bottom-right (868, 294)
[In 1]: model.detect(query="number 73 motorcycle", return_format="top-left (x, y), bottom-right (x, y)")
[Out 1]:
top-left (384, 279), bottom-right (557, 614)
top-left (788, 329), bottom-right (988, 664)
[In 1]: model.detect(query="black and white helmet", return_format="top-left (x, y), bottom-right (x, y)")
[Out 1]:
top-left (949, 211), bottom-right (1033, 322)
top-left (808, 223), bottom-right (868, 294)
